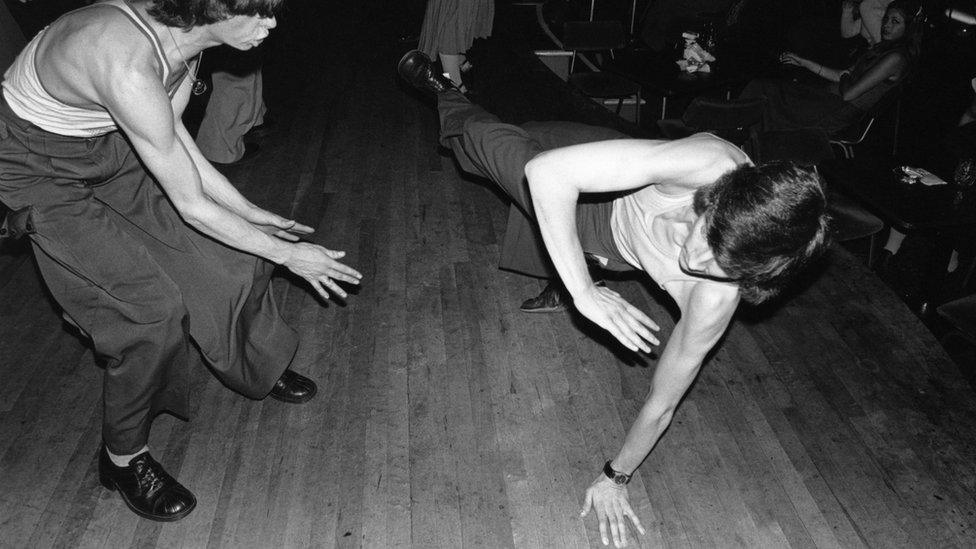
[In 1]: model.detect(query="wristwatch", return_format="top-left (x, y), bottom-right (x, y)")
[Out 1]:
top-left (602, 460), bottom-right (632, 485)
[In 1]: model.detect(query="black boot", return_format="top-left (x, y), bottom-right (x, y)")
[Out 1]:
top-left (397, 50), bottom-right (457, 94)
top-left (98, 446), bottom-right (196, 522)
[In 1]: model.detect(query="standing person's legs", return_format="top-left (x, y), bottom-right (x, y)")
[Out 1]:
top-left (196, 53), bottom-right (266, 164)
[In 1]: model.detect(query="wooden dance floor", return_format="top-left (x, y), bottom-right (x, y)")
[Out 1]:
top-left (2, 2), bottom-right (976, 547)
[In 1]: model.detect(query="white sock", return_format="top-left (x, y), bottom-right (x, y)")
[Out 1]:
top-left (107, 445), bottom-right (149, 467)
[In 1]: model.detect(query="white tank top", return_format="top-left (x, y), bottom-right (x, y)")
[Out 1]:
top-left (1, 0), bottom-right (181, 137)
top-left (611, 185), bottom-right (705, 291)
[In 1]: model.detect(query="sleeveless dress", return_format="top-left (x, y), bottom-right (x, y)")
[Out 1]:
top-left (417, 0), bottom-right (494, 57)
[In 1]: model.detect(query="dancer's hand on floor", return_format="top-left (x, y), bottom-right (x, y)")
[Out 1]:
top-left (573, 284), bottom-right (659, 352)
top-left (581, 475), bottom-right (645, 548)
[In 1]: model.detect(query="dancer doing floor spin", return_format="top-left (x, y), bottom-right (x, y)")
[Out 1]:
top-left (399, 50), bottom-right (831, 548)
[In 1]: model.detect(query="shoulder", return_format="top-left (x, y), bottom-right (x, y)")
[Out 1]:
top-left (46, 5), bottom-right (156, 73)
top-left (668, 279), bottom-right (740, 320)
top-left (666, 280), bottom-right (740, 343)
top-left (873, 48), bottom-right (909, 75)
top-left (684, 133), bottom-right (751, 164)
top-left (660, 133), bottom-right (750, 188)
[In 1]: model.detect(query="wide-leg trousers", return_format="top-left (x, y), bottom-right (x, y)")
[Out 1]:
top-left (0, 95), bottom-right (298, 454)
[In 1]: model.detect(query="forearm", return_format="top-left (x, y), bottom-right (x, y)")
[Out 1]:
top-left (800, 58), bottom-right (843, 82)
top-left (174, 122), bottom-right (257, 218)
top-left (180, 195), bottom-right (294, 264)
top-left (609, 347), bottom-right (702, 474)
top-left (608, 287), bottom-right (737, 474)
top-left (144, 141), bottom-right (294, 264)
top-left (839, 4), bottom-right (861, 38)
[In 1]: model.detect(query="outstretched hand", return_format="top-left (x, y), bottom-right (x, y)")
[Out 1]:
top-left (581, 475), bottom-right (646, 548)
top-left (283, 242), bottom-right (362, 301)
top-left (573, 284), bottom-right (659, 352)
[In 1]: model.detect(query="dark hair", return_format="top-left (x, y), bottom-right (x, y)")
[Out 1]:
top-left (879, 1), bottom-right (922, 58)
top-left (692, 161), bottom-right (830, 304)
top-left (149, 0), bottom-right (283, 29)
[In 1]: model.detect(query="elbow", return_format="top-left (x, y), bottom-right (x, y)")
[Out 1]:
top-left (174, 201), bottom-right (209, 230)
top-left (654, 407), bottom-right (676, 430)
top-left (525, 151), bottom-right (567, 194)
top-left (524, 154), bottom-right (549, 191)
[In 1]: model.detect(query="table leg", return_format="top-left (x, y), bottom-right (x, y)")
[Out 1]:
top-left (918, 240), bottom-right (954, 318)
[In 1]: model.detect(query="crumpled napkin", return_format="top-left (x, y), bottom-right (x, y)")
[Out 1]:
top-left (676, 32), bottom-right (715, 74)
top-left (895, 166), bottom-right (948, 186)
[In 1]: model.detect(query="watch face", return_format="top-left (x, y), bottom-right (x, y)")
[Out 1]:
top-left (612, 474), bottom-right (629, 485)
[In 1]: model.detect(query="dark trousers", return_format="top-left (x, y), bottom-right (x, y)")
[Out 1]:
top-left (0, 96), bottom-right (298, 454)
top-left (436, 90), bottom-right (631, 278)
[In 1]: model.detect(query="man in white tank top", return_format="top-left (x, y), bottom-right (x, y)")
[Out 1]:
top-left (400, 50), bottom-right (831, 548)
top-left (0, 0), bottom-right (362, 522)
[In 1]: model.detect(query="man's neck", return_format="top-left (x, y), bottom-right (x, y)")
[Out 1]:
top-left (131, 1), bottom-right (216, 61)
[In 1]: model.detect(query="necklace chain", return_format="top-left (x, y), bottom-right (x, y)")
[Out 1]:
top-left (166, 27), bottom-right (207, 96)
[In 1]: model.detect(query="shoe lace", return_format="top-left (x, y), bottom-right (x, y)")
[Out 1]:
top-left (133, 456), bottom-right (169, 495)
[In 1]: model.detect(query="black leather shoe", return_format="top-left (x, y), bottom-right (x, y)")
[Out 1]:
top-left (269, 369), bottom-right (317, 403)
top-left (520, 281), bottom-right (567, 313)
top-left (98, 446), bottom-right (196, 522)
top-left (397, 50), bottom-right (456, 94)
top-left (519, 279), bottom-right (606, 313)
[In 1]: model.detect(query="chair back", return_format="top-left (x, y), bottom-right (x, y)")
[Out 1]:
top-left (830, 82), bottom-right (905, 158)
top-left (561, 20), bottom-right (627, 52)
top-left (562, 20), bottom-right (627, 73)
top-left (560, 20), bottom-right (642, 124)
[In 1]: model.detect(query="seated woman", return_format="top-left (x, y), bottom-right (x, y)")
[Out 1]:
top-left (741, 0), bottom-right (917, 134)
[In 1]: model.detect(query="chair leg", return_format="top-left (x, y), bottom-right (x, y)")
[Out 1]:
top-left (635, 89), bottom-right (641, 126)
top-left (963, 256), bottom-right (976, 290)
top-left (866, 231), bottom-right (879, 269)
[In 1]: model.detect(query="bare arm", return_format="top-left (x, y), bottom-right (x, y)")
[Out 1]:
top-left (580, 282), bottom-right (739, 547)
top-left (780, 52), bottom-right (845, 83)
top-left (525, 135), bottom-right (741, 351)
top-left (98, 61), bottom-right (360, 299)
top-left (838, 51), bottom-right (906, 102)
top-left (840, 0), bottom-right (863, 39)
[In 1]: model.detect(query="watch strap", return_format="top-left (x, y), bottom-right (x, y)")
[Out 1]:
top-left (603, 460), bottom-right (632, 485)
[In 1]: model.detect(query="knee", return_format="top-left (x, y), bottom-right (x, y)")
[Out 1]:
top-left (112, 277), bottom-right (188, 328)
